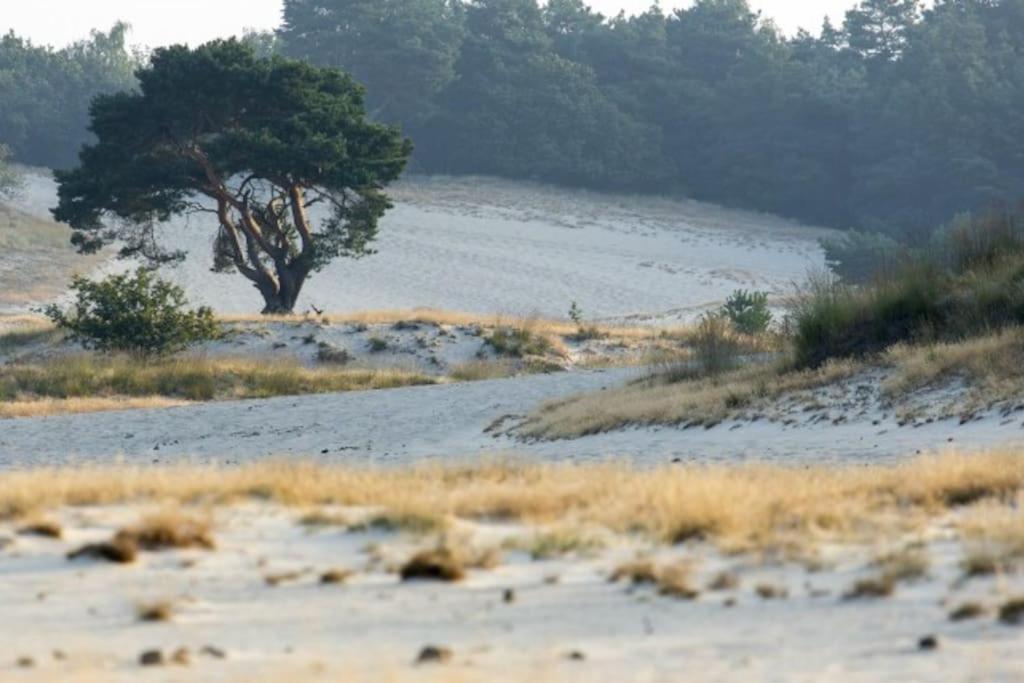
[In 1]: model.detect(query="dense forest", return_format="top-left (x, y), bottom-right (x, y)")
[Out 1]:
top-left (3, 0), bottom-right (1024, 239)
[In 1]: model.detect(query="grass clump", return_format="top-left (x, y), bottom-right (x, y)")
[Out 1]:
top-left (486, 322), bottom-right (554, 358)
top-left (949, 602), bottom-right (986, 621)
top-left (116, 509), bottom-right (215, 551)
top-left (136, 600), bottom-right (175, 622)
top-left (17, 519), bottom-right (63, 539)
top-left (999, 597), bottom-right (1024, 625)
top-left (400, 548), bottom-right (466, 582)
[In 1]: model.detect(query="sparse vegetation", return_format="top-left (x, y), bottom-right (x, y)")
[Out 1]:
top-left (0, 354), bottom-right (435, 407)
top-left (486, 322), bottom-right (555, 358)
top-left (4, 451), bottom-right (1023, 557)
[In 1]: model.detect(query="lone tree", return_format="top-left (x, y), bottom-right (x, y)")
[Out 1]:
top-left (53, 39), bottom-right (412, 313)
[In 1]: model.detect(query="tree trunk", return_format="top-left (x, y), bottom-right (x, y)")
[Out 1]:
top-left (257, 261), bottom-right (310, 315)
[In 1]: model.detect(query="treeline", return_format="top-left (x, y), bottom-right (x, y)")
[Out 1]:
top-left (4, 1), bottom-right (1024, 238)
top-left (0, 23), bottom-right (137, 169)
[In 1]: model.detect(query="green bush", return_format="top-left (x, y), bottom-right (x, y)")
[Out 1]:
top-left (43, 269), bottom-right (219, 355)
top-left (721, 290), bottom-right (772, 335)
top-left (821, 231), bottom-right (905, 284)
top-left (486, 324), bottom-right (552, 358)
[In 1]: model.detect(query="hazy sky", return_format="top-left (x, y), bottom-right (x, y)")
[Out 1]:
top-left (3, 1), bottom-right (859, 49)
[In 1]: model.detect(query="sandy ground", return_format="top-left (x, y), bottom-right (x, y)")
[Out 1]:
top-left (8, 169), bottom-right (831, 323)
top-left (2, 503), bottom-right (1022, 682)
top-left (2, 366), bottom-right (1024, 467)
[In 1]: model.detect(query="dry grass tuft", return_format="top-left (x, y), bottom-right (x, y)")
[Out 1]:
top-left (755, 583), bottom-right (789, 600)
top-left (949, 602), bottom-right (987, 621)
top-left (874, 547), bottom-right (930, 582)
top-left (844, 574), bottom-right (895, 599)
top-left (117, 509), bottom-right (215, 551)
top-left (67, 537), bottom-right (138, 564)
top-left (610, 558), bottom-right (659, 585)
top-left (400, 548), bottom-right (466, 582)
top-left (998, 597), bottom-right (1024, 625)
top-left (320, 568), bottom-right (354, 584)
top-left (657, 563), bottom-right (700, 599)
top-left (17, 518), bottom-right (63, 539)
top-left (708, 571), bottom-right (740, 591)
top-left (136, 600), bottom-right (175, 622)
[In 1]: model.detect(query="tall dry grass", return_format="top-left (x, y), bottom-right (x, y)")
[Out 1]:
top-left (522, 358), bottom-right (858, 439)
top-left (2, 451), bottom-right (1021, 552)
top-left (0, 354), bottom-right (435, 404)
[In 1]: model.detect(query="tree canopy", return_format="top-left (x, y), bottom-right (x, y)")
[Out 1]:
top-left (53, 40), bottom-right (412, 313)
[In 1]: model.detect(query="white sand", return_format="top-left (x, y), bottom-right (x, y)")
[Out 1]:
top-left (2, 367), bottom-right (1023, 467)
top-left (2, 503), bottom-right (1021, 682)
top-left (9, 169), bottom-right (831, 323)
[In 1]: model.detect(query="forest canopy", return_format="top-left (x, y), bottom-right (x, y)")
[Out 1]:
top-left (4, 0), bottom-right (1024, 239)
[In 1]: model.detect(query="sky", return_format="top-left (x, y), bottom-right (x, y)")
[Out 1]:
top-left (2, 1), bottom-right (859, 49)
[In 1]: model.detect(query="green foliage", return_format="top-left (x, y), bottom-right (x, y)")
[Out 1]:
top-left (0, 24), bottom-right (138, 168)
top-left (0, 144), bottom-right (20, 199)
top-left (821, 231), bottom-right (905, 284)
top-left (486, 324), bottom-right (552, 358)
top-left (53, 40), bottom-right (411, 314)
top-left (568, 301), bottom-right (583, 325)
top-left (43, 269), bottom-right (219, 355)
top-left (721, 290), bottom-right (772, 335)
top-left (792, 207), bottom-right (1024, 367)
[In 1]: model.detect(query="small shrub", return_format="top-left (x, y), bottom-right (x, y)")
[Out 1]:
top-left (316, 343), bottom-right (351, 365)
top-left (367, 336), bottom-right (388, 353)
top-left (568, 301), bottom-right (584, 326)
top-left (44, 269), bottom-right (218, 355)
top-left (486, 324), bottom-right (552, 358)
top-left (721, 290), bottom-right (772, 335)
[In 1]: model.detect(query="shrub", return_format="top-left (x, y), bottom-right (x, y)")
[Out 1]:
top-left (721, 290), bottom-right (772, 335)
top-left (486, 323), bottom-right (552, 358)
top-left (44, 269), bottom-right (218, 355)
top-left (821, 230), bottom-right (904, 284)
top-left (789, 267), bottom-right (947, 368)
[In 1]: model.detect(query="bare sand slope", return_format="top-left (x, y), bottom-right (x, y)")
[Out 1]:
top-left (11, 170), bottom-right (831, 323)
top-left (2, 367), bottom-right (1023, 467)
